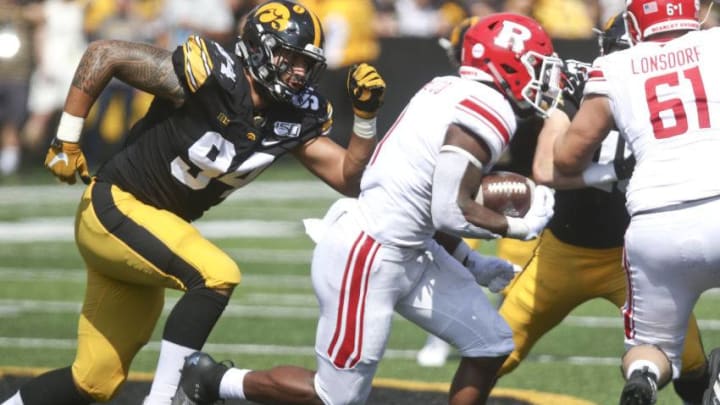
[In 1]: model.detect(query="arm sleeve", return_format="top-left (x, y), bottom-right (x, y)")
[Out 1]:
top-left (431, 147), bottom-right (501, 239)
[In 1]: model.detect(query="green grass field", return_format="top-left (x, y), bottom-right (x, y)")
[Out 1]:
top-left (1, 162), bottom-right (719, 404)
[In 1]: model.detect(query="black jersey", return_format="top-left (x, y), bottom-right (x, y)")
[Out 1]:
top-left (97, 36), bottom-right (333, 222)
top-left (496, 97), bottom-right (630, 249)
top-left (548, 133), bottom-right (630, 248)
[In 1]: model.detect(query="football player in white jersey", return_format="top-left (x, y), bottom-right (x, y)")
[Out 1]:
top-left (171, 13), bottom-right (559, 405)
top-left (553, 0), bottom-right (720, 403)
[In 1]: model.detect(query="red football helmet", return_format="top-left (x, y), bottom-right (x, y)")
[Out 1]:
top-left (625, 0), bottom-right (700, 43)
top-left (459, 12), bottom-right (563, 118)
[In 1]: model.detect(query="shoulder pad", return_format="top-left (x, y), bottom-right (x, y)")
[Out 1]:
top-left (173, 35), bottom-right (240, 93)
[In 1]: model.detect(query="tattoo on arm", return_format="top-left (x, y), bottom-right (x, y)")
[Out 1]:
top-left (72, 40), bottom-right (186, 105)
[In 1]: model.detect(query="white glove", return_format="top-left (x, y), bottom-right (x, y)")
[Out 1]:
top-left (505, 185), bottom-right (555, 241)
top-left (452, 242), bottom-right (519, 293)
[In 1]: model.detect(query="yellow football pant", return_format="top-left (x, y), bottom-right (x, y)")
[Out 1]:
top-left (70, 181), bottom-right (241, 400)
top-left (497, 229), bottom-right (705, 377)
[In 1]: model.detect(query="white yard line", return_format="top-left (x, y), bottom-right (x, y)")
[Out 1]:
top-left (0, 336), bottom-right (627, 366)
top-left (0, 181), bottom-right (338, 206)
top-left (0, 267), bottom-right (314, 285)
top-left (0, 219), bottom-right (305, 242)
top-left (0, 298), bottom-right (320, 318)
top-left (0, 336), bottom-right (417, 359)
top-left (3, 297), bottom-right (720, 330)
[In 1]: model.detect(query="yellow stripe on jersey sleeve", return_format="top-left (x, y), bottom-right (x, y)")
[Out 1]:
top-left (321, 103), bottom-right (333, 135)
top-left (182, 36), bottom-right (214, 93)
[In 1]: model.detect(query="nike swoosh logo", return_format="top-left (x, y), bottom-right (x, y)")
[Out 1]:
top-left (47, 153), bottom-right (69, 168)
top-left (261, 138), bottom-right (282, 147)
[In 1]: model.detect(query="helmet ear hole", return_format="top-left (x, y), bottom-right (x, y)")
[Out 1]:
top-left (500, 64), bottom-right (517, 75)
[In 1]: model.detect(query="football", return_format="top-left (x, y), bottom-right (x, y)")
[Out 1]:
top-left (475, 171), bottom-right (535, 217)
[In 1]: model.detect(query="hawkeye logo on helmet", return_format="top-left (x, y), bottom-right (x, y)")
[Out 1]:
top-left (494, 21), bottom-right (532, 53)
top-left (256, 3), bottom-right (291, 31)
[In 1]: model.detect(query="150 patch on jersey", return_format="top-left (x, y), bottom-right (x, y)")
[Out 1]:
top-left (273, 121), bottom-right (301, 138)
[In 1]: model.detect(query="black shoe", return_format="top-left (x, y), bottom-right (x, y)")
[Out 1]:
top-left (620, 367), bottom-right (658, 405)
top-left (171, 352), bottom-right (231, 405)
top-left (703, 348), bottom-right (720, 405)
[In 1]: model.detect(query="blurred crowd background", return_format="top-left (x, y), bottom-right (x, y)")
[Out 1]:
top-left (0, 0), bottom-right (718, 179)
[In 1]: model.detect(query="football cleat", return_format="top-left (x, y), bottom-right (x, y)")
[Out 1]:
top-left (619, 367), bottom-right (658, 405)
top-left (702, 348), bottom-right (720, 405)
top-left (171, 352), bottom-right (231, 405)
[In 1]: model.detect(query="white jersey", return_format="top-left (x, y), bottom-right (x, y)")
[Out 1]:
top-left (585, 28), bottom-right (720, 215)
top-left (357, 75), bottom-right (516, 247)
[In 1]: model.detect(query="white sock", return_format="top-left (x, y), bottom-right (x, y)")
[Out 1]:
top-left (626, 360), bottom-right (661, 380)
top-left (219, 368), bottom-right (251, 399)
top-left (1, 391), bottom-right (24, 405)
top-left (0, 146), bottom-right (20, 175)
top-left (145, 340), bottom-right (196, 405)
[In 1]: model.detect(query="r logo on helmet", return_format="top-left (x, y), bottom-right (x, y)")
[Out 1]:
top-left (493, 21), bottom-right (532, 54)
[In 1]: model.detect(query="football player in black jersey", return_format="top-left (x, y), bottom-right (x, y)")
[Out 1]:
top-left (495, 14), bottom-right (709, 404)
top-left (1, 2), bottom-right (385, 405)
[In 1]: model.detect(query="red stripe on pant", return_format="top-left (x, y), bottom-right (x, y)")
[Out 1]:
top-left (622, 248), bottom-right (635, 339)
top-left (327, 232), bottom-right (379, 368)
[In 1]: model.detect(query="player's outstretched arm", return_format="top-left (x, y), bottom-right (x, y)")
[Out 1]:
top-left (67, 39), bottom-right (185, 117)
top-left (293, 63), bottom-right (386, 197)
top-left (44, 40), bottom-right (186, 185)
top-left (554, 94), bottom-right (614, 176)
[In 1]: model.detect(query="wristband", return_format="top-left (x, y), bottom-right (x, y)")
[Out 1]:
top-left (352, 116), bottom-right (377, 139)
top-left (56, 112), bottom-right (85, 143)
top-left (505, 216), bottom-right (529, 239)
top-left (581, 162), bottom-right (617, 186)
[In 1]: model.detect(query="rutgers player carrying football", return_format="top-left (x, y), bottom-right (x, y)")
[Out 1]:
top-left (172, 13), bottom-right (557, 405)
top-left (554, 0), bottom-right (720, 403)
top-left (1, 1), bottom-right (386, 405)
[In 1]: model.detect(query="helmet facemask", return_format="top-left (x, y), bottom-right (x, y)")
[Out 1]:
top-left (518, 51), bottom-right (563, 118)
top-left (237, 28), bottom-right (326, 103)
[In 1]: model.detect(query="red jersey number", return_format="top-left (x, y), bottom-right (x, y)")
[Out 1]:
top-left (645, 66), bottom-right (709, 139)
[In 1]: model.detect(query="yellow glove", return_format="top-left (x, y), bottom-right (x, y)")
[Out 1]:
top-left (44, 138), bottom-right (91, 185)
top-left (346, 63), bottom-right (386, 119)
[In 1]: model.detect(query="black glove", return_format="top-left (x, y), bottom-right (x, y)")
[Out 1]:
top-left (561, 60), bottom-right (591, 108)
top-left (613, 134), bottom-right (636, 180)
top-left (613, 153), bottom-right (636, 180)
